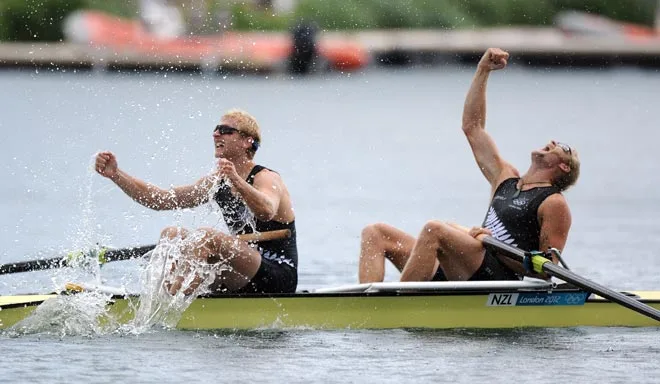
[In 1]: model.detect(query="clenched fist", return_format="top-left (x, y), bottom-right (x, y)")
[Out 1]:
top-left (478, 48), bottom-right (509, 72)
top-left (216, 158), bottom-right (241, 185)
top-left (95, 151), bottom-right (118, 179)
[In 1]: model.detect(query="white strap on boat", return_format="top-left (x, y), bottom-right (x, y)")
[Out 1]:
top-left (313, 278), bottom-right (553, 293)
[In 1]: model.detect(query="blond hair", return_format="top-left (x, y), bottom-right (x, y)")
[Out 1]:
top-left (222, 108), bottom-right (262, 145)
top-left (554, 151), bottom-right (580, 191)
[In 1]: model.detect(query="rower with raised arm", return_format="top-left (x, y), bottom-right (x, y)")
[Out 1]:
top-left (95, 109), bottom-right (298, 294)
top-left (359, 47), bottom-right (580, 283)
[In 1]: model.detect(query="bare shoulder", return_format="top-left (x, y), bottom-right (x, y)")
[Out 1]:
top-left (253, 168), bottom-right (286, 190)
top-left (538, 193), bottom-right (571, 221)
top-left (253, 167), bottom-right (294, 221)
top-left (541, 193), bottom-right (569, 209)
top-left (490, 162), bottom-right (520, 192)
top-left (254, 167), bottom-right (282, 182)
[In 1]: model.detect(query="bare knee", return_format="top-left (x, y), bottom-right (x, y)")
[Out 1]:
top-left (361, 223), bottom-right (386, 244)
top-left (419, 220), bottom-right (450, 244)
top-left (160, 226), bottom-right (187, 240)
top-left (364, 222), bottom-right (401, 245)
top-left (195, 228), bottom-right (236, 262)
top-left (421, 220), bottom-right (447, 234)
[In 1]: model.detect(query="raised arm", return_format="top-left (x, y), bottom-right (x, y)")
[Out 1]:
top-left (462, 48), bottom-right (518, 190)
top-left (95, 151), bottom-right (213, 210)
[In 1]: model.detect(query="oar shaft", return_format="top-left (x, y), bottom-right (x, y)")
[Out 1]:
top-left (0, 257), bottom-right (61, 275)
top-left (0, 245), bottom-right (157, 275)
top-left (482, 236), bottom-right (660, 322)
top-left (103, 245), bottom-right (156, 263)
top-left (542, 262), bottom-right (660, 321)
top-left (0, 229), bottom-right (292, 275)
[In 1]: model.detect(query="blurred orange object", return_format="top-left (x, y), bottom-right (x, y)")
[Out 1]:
top-left (64, 10), bottom-right (369, 72)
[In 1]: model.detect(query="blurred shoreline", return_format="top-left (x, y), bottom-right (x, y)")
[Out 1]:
top-left (1, 27), bottom-right (660, 73)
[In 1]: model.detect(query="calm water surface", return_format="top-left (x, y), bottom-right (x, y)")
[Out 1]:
top-left (1, 66), bottom-right (659, 383)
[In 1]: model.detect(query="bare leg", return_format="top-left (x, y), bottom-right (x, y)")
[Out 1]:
top-left (167, 227), bottom-right (262, 295)
top-left (159, 226), bottom-right (190, 292)
top-left (359, 223), bottom-right (419, 283)
top-left (401, 221), bottom-right (485, 281)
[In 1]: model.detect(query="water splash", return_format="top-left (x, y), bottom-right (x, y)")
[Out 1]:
top-left (119, 173), bottom-right (237, 333)
top-left (122, 231), bottom-right (225, 334)
top-left (52, 155), bottom-right (112, 290)
top-left (7, 159), bottom-right (242, 337)
top-left (7, 233), bottom-right (226, 337)
top-left (7, 291), bottom-right (117, 338)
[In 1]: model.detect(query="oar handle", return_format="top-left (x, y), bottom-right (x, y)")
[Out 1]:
top-left (238, 229), bottom-right (291, 243)
top-left (106, 229), bottom-right (291, 263)
top-left (0, 229), bottom-right (293, 275)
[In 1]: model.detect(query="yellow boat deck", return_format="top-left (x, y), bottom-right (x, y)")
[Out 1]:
top-left (2, 286), bottom-right (659, 330)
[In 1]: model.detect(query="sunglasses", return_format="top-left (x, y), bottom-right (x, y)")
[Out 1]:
top-left (556, 142), bottom-right (572, 155)
top-left (214, 124), bottom-right (260, 151)
top-left (214, 124), bottom-right (239, 135)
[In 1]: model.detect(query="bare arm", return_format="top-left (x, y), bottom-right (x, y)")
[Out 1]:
top-left (496, 194), bottom-right (572, 278)
top-left (232, 170), bottom-right (283, 221)
top-left (95, 151), bottom-right (213, 211)
top-left (110, 171), bottom-right (214, 210)
top-left (537, 194), bottom-right (572, 265)
top-left (462, 48), bottom-right (518, 191)
top-left (218, 159), bottom-right (287, 222)
top-left (466, 194), bottom-right (571, 278)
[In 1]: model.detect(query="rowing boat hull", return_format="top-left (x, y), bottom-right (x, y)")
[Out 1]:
top-left (2, 290), bottom-right (659, 330)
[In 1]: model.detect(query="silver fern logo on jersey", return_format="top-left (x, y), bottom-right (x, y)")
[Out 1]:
top-left (483, 207), bottom-right (517, 246)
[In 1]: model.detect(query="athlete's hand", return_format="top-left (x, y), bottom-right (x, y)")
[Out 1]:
top-left (478, 48), bottom-right (509, 72)
top-left (468, 226), bottom-right (492, 241)
top-left (217, 158), bottom-right (241, 185)
top-left (95, 151), bottom-right (118, 179)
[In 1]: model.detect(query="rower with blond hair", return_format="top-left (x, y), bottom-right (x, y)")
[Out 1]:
top-left (95, 108), bottom-right (298, 294)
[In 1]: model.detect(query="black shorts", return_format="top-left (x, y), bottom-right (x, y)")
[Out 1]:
top-left (209, 250), bottom-right (297, 294)
top-left (236, 256), bottom-right (298, 294)
top-left (431, 249), bottom-right (520, 281)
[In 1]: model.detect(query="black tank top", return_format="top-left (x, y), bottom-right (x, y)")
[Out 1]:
top-left (481, 178), bottom-right (560, 252)
top-left (213, 165), bottom-right (298, 269)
